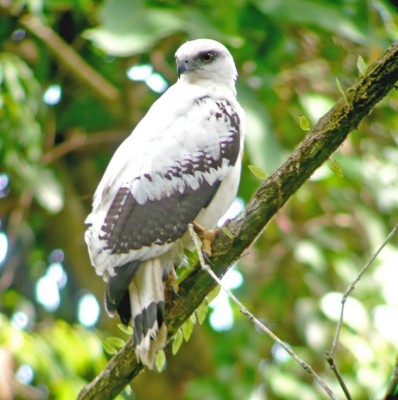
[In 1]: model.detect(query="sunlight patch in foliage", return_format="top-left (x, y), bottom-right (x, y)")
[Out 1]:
top-left (209, 267), bottom-right (243, 331)
top-left (126, 64), bottom-right (168, 93)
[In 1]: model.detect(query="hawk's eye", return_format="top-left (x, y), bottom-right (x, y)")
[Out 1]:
top-left (199, 52), bottom-right (215, 63)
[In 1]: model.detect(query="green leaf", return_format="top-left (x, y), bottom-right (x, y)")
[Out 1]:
top-left (221, 226), bottom-right (234, 239)
top-left (102, 340), bottom-right (117, 355)
top-left (327, 157), bottom-right (344, 177)
top-left (248, 165), bottom-right (268, 180)
top-left (299, 114), bottom-right (311, 131)
top-left (84, 0), bottom-right (182, 56)
top-left (258, 0), bottom-right (367, 44)
top-left (172, 329), bottom-right (184, 355)
top-left (105, 336), bottom-right (126, 349)
top-left (117, 324), bottom-right (133, 335)
top-left (184, 247), bottom-right (199, 267)
top-left (124, 385), bottom-right (133, 396)
top-left (206, 286), bottom-right (221, 303)
top-left (196, 300), bottom-right (209, 325)
top-left (155, 350), bottom-right (166, 372)
top-left (357, 55), bottom-right (367, 76)
top-left (176, 265), bottom-right (194, 284)
top-left (176, 248), bottom-right (198, 283)
top-left (336, 77), bottom-right (348, 106)
top-left (182, 317), bottom-right (195, 342)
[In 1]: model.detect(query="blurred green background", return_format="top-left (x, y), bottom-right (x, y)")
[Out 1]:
top-left (0, 0), bottom-right (397, 399)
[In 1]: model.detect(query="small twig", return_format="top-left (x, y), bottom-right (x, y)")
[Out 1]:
top-left (325, 353), bottom-right (352, 400)
top-left (188, 224), bottom-right (338, 400)
top-left (326, 223), bottom-right (398, 400)
top-left (42, 132), bottom-right (87, 165)
top-left (41, 129), bottom-right (127, 164)
top-left (329, 223), bottom-right (398, 358)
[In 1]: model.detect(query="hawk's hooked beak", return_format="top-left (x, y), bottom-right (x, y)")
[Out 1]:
top-left (177, 59), bottom-right (199, 78)
top-left (177, 59), bottom-right (189, 77)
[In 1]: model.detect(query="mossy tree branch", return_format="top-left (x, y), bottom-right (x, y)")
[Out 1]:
top-left (78, 41), bottom-right (398, 400)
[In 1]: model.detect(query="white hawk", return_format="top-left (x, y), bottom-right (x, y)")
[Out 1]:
top-left (85, 38), bottom-right (245, 368)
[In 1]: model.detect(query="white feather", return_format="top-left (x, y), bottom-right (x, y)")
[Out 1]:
top-left (129, 258), bottom-right (168, 368)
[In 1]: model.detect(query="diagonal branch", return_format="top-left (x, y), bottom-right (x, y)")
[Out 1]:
top-left (78, 41), bottom-right (398, 400)
top-left (0, 1), bottom-right (121, 108)
top-left (19, 14), bottom-right (121, 107)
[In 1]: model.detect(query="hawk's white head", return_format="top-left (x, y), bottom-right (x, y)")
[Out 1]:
top-left (175, 39), bottom-right (238, 89)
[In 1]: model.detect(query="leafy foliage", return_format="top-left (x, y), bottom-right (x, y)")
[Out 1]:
top-left (0, 0), bottom-right (397, 399)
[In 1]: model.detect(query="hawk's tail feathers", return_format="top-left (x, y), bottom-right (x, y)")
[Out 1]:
top-left (129, 258), bottom-right (167, 369)
top-left (105, 260), bottom-right (141, 326)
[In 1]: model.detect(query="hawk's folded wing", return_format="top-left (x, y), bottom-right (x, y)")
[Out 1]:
top-left (85, 96), bottom-right (242, 277)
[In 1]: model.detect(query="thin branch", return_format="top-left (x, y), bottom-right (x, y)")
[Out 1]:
top-left (41, 129), bottom-right (128, 165)
top-left (188, 225), bottom-right (338, 400)
top-left (324, 355), bottom-right (352, 400)
top-left (328, 223), bottom-right (398, 358)
top-left (325, 223), bottom-right (398, 400)
top-left (78, 41), bottom-right (398, 400)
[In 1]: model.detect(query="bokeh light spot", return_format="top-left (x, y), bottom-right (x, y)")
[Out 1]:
top-left (0, 232), bottom-right (8, 266)
top-left (145, 73), bottom-right (168, 93)
top-left (16, 364), bottom-right (34, 384)
top-left (11, 311), bottom-right (29, 330)
top-left (209, 290), bottom-right (233, 331)
top-left (11, 29), bottom-right (26, 41)
top-left (126, 64), bottom-right (153, 81)
top-left (47, 262), bottom-right (68, 289)
top-left (36, 276), bottom-right (60, 311)
top-left (0, 173), bottom-right (10, 198)
top-left (126, 64), bottom-right (168, 93)
top-left (209, 267), bottom-right (244, 331)
top-left (49, 248), bottom-right (64, 264)
top-left (43, 84), bottom-right (62, 105)
top-left (78, 293), bottom-right (100, 327)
